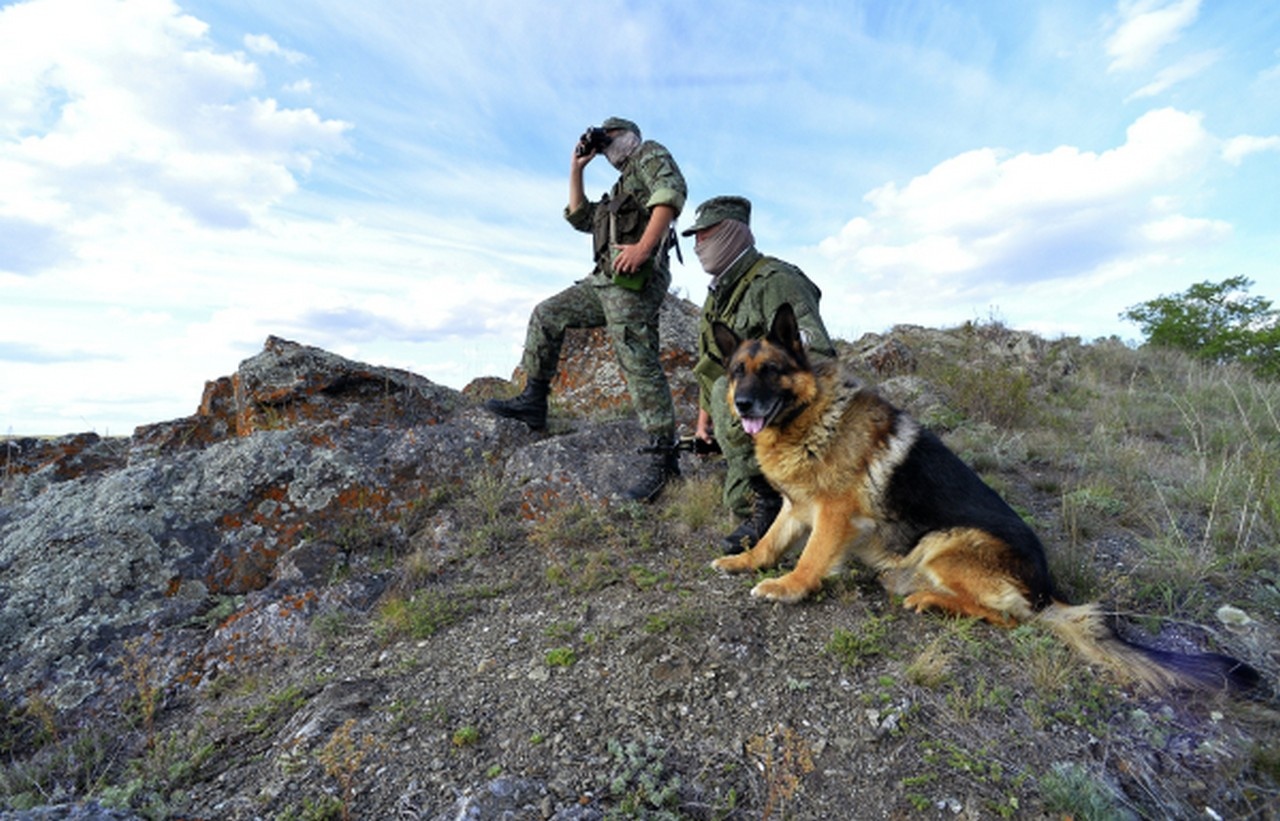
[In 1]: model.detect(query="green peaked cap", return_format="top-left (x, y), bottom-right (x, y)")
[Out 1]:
top-left (681, 195), bottom-right (751, 236)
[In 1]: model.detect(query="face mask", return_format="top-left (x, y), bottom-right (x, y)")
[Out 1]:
top-left (605, 131), bottom-right (641, 169)
top-left (696, 219), bottom-right (755, 277)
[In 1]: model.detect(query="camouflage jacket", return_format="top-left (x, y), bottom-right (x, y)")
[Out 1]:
top-left (564, 140), bottom-right (687, 281)
top-left (694, 248), bottom-right (835, 412)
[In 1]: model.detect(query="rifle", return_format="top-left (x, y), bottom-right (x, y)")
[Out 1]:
top-left (638, 435), bottom-right (722, 456)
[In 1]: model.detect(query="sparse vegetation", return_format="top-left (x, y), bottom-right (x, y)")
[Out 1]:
top-left (604, 737), bottom-right (684, 818)
top-left (376, 589), bottom-right (470, 640)
top-left (2, 321), bottom-right (1278, 819)
top-left (1038, 761), bottom-right (1129, 821)
top-left (120, 635), bottom-right (163, 744)
top-left (826, 614), bottom-right (892, 667)
top-left (544, 647), bottom-right (576, 668)
top-left (451, 725), bottom-right (480, 748)
top-left (317, 719), bottom-right (377, 821)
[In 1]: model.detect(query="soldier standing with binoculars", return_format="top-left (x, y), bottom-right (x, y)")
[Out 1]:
top-left (486, 117), bottom-right (687, 503)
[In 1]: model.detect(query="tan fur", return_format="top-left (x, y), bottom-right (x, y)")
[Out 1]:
top-left (714, 363), bottom-right (890, 602)
top-left (709, 310), bottom-right (1261, 693)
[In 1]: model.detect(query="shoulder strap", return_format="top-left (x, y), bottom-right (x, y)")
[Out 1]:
top-left (720, 255), bottom-right (777, 319)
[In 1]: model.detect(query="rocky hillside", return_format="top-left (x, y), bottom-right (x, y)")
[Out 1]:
top-left (2, 295), bottom-right (1277, 820)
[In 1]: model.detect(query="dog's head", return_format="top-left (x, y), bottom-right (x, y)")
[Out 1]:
top-left (711, 303), bottom-right (815, 436)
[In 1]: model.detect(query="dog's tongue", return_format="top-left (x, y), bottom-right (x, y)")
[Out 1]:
top-left (741, 417), bottom-right (765, 436)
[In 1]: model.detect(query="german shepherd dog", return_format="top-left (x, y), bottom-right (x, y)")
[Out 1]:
top-left (711, 304), bottom-right (1260, 692)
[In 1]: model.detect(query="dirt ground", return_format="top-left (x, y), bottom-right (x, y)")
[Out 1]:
top-left (157, 454), bottom-right (1279, 821)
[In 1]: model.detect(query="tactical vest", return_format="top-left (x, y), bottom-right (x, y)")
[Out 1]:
top-left (588, 141), bottom-right (683, 291)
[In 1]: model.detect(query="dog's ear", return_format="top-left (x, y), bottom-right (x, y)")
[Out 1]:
top-left (712, 321), bottom-right (742, 363)
top-left (768, 303), bottom-right (809, 367)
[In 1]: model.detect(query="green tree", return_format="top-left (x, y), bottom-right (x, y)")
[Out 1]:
top-left (1121, 276), bottom-right (1280, 378)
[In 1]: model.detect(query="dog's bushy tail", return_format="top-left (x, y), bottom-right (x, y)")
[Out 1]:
top-left (1036, 601), bottom-right (1260, 693)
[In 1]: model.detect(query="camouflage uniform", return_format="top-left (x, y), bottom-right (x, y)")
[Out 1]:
top-left (693, 246), bottom-right (834, 517)
top-left (520, 129), bottom-right (686, 440)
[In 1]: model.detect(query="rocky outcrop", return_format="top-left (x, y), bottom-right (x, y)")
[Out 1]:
top-left (849, 320), bottom-right (1077, 380)
top-left (132, 333), bottom-right (463, 453)
top-left (0, 297), bottom-right (703, 716)
top-left (1, 369), bottom-right (503, 710)
top-left (487, 295), bottom-right (701, 421)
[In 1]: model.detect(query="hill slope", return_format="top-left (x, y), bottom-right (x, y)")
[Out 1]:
top-left (2, 299), bottom-right (1278, 820)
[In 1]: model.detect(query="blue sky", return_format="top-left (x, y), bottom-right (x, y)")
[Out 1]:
top-left (2, 0), bottom-right (1278, 436)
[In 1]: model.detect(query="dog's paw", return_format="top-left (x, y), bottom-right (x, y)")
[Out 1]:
top-left (712, 554), bottom-right (753, 574)
top-left (901, 592), bottom-right (931, 614)
top-left (750, 576), bottom-right (811, 603)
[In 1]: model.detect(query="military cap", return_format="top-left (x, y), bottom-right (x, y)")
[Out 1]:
top-left (681, 195), bottom-right (752, 236)
top-left (601, 116), bottom-right (641, 139)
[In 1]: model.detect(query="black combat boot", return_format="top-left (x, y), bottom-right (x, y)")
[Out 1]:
top-left (623, 435), bottom-right (681, 503)
top-left (484, 377), bottom-right (549, 430)
top-left (722, 475), bottom-right (783, 554)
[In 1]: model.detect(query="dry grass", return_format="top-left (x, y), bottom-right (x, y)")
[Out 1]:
top-left (908, 323), bottom-right (1279, 627)
top-left (3, 327), bottom-right (1277, 820)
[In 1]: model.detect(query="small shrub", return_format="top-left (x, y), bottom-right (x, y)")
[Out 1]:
top-left (627, 564), bottom-right (665, 590)
top-left (451, 726), bottom-right (480, 748)
top-left (119, 635), bottom-right (165, 745)
top-left (1038, 761), bottom-right (1129, 821)
top-left (544, 647), bottom-right (576, 668)
top-left (1009, 625), bottom-right (1075, 693)
top-left (318, 719), bottom-right (377, 821)
top-left (376, 590), bottom-right (470, 640)
top-left (905, 637), bottom-right (953, 689)
top-left (529, 501), bottom-right (617, 553)
top-left (542, 621), bottom-right (578, 642)
top-left (944, 677), bottom-right (1014, 723)
top-left (467, 466), bottom-right (511, 527)
top-left (0, 693), bottom-right (58, 757)
top-left (244, 684), bottom-right (309, 735)
top-left (543, 550), bottom-right (624, 595)
top-left (917, 325), bottom-right (1037, 429)
top-left (660, 475), bottom-right (728, 531)
top-left (952, 364), bottom-right (1034, 428)
top-left (604, 738), bottom-right (683, 817)
top-left (0, 730), bottom-right (116, 810)
top-left (643, 607), bottom-right (702, 638)
top-left (826, 615), bottom-right (891, 667)
top-left (279, 795), bottom-right (345, 821)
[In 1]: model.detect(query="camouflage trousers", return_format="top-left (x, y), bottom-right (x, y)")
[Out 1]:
top-left (521, 266), bottom-right (676, 440)
top-left (708, 373), bottom-right (759, 518)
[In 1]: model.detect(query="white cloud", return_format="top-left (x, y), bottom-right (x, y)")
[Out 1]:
top-left (244, 33), bottom-right (306, 65)
top-left (1222, 134), bottom-right (1280, 165)
top-left (0, 185), bottom-right (564, 433)
top-left (818, 108), bottom-right (1220, 291)
top-left (1127, 49), bottom-right (1219, 98)
top-left (0, 0), bottom-right (351, 248)
top-left (1106, 0), bottom-right (1200, 72)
